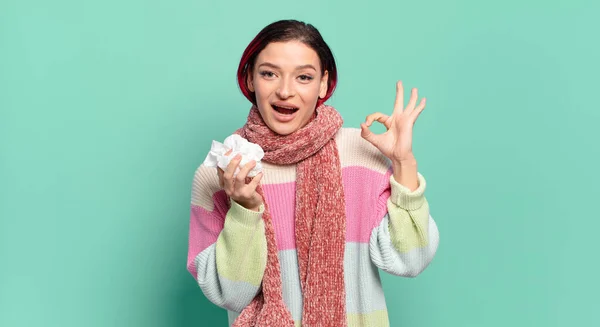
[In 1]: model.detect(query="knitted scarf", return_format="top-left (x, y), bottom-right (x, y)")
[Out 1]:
top-left (231, 103), bottom-right (347, 327)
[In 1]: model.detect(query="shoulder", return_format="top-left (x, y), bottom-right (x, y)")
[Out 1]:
top-left (334, 127), bottom-right (392, 175)
top-left (191, 163), bottom-right (222, 210)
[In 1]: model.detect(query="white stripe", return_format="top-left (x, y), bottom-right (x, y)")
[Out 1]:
top-left (194, 243), bottom-right (261, 312)
top-left (369, 213), bottom-right (440, 277)
top-left (276, 246), bottom-right (388, 318)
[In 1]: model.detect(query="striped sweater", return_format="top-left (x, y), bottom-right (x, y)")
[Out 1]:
top-left (186, 127), bottom-right (440, 326)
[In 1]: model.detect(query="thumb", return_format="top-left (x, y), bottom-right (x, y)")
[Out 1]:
top-left (360, 123), bottom-right (377, 145)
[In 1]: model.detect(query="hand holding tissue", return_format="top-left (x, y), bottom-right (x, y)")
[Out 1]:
top-left (203, 134), bottom-right (264, 177)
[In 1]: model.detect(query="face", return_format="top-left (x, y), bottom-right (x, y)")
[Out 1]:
top-left (247, 41), bottom-right (328, 136)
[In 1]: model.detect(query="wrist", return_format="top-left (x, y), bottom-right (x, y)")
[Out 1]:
top-left (237, 200), bottom-right (263, 212)
top-left (392, 153), bottom-right (417, 167)
top-left (393, 162), bottom-right (417, 172)
top-left (391, 157), bottom-right (419, 192)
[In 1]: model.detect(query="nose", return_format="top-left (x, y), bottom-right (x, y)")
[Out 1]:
top-left (275, 77), bottom-right (295, 99)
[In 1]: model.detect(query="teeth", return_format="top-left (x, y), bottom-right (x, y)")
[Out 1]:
top-left (273, 104), bottom-right (298, 116)
top-left (274, 104), bottom-right (297, 110)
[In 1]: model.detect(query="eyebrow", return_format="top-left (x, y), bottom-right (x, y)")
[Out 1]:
top-left (257, 62), bottom-right (317, 71)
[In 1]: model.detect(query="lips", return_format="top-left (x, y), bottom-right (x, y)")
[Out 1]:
top-left (271, 102), bottom-right (299, 115)
top-left (269, 102), bottom-right (299, 123)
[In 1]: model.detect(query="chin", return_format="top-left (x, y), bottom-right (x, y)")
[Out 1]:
top-left (269, 122), bottom-right (299, 136)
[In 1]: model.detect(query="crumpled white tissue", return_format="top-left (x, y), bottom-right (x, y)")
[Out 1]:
top-left (203, 134), bottom-right (264, 177)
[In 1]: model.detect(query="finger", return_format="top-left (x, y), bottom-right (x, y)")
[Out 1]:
top-left (405, 88), bottom-right (419, 114)
top-left (412, 97), bottom-right (426, 118)
top-left (217, 168), bottom-right (224, 188)
top-left (236, 160), bottom-right (256, 186)
top-left (365, 112), bottom-right (392, 129)
top-left (393, 81), bottom-right (404, 115)
top-left (360, 122), bottom-right (384, 146)
top-left (221, 148), bottom-right (234, 189)
top-left (223, 154), bottom-right (242, 193)
top-left (248, 171), bottom-right (263, 191)
top-left (225, 154), bottom-right (242, 176)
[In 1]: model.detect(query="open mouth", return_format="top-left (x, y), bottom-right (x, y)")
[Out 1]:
top-left (272, 104), bottom-right (299, 115)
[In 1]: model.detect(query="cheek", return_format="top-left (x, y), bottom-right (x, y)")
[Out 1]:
top-left (254, 82), bottom-right (274, 101)
top-left (298, 83), bottom-right (321, 100)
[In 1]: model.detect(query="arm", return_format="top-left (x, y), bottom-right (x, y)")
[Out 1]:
top-left (369, 172), bottom-right (439, 277)
top-left (187, 166), bottom-right (267, 312)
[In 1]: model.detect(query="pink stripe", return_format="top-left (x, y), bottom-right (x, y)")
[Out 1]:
top-left (263, 182), bottom-right (297, 250)
top-left (261, 166), bottom-right (392, 250)
top-left (186, 190), bottom-right (229, 278)
top-left (343, 166), bottom-right (392, 243)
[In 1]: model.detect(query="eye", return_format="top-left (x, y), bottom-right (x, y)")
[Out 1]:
top-left (298, 74), bottom-right (314, 82)
top-left (259, 70), bottom-right (276, 78)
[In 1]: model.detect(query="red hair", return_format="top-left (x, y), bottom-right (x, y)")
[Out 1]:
top-left (236, 20), bottom-right (338, 109)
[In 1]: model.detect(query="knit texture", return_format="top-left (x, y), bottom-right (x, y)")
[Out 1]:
top-left (232, 104), bottom-right (347, 327)
top-left (187, 124), bottom-right (440, 326)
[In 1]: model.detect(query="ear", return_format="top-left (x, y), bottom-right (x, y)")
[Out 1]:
top-left (247, 71), bottom-right (255, 92)
top-left (319, 70), bottom-right (329, 98)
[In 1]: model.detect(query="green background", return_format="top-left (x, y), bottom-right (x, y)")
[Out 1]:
top-left (1, 0), bottom-right (599, 326)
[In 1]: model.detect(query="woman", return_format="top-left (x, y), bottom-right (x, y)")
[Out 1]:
top-left (186, 19), bottom-right (439, 327)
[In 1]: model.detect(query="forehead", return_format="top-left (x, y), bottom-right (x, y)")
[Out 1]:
top-left (256, 41), bottom-right (321, 70)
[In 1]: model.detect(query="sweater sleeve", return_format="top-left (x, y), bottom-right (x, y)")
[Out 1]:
top-left (186, 166), bottom-right (267, 312)
top-left (369, 172), bottom-right (440, 277)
